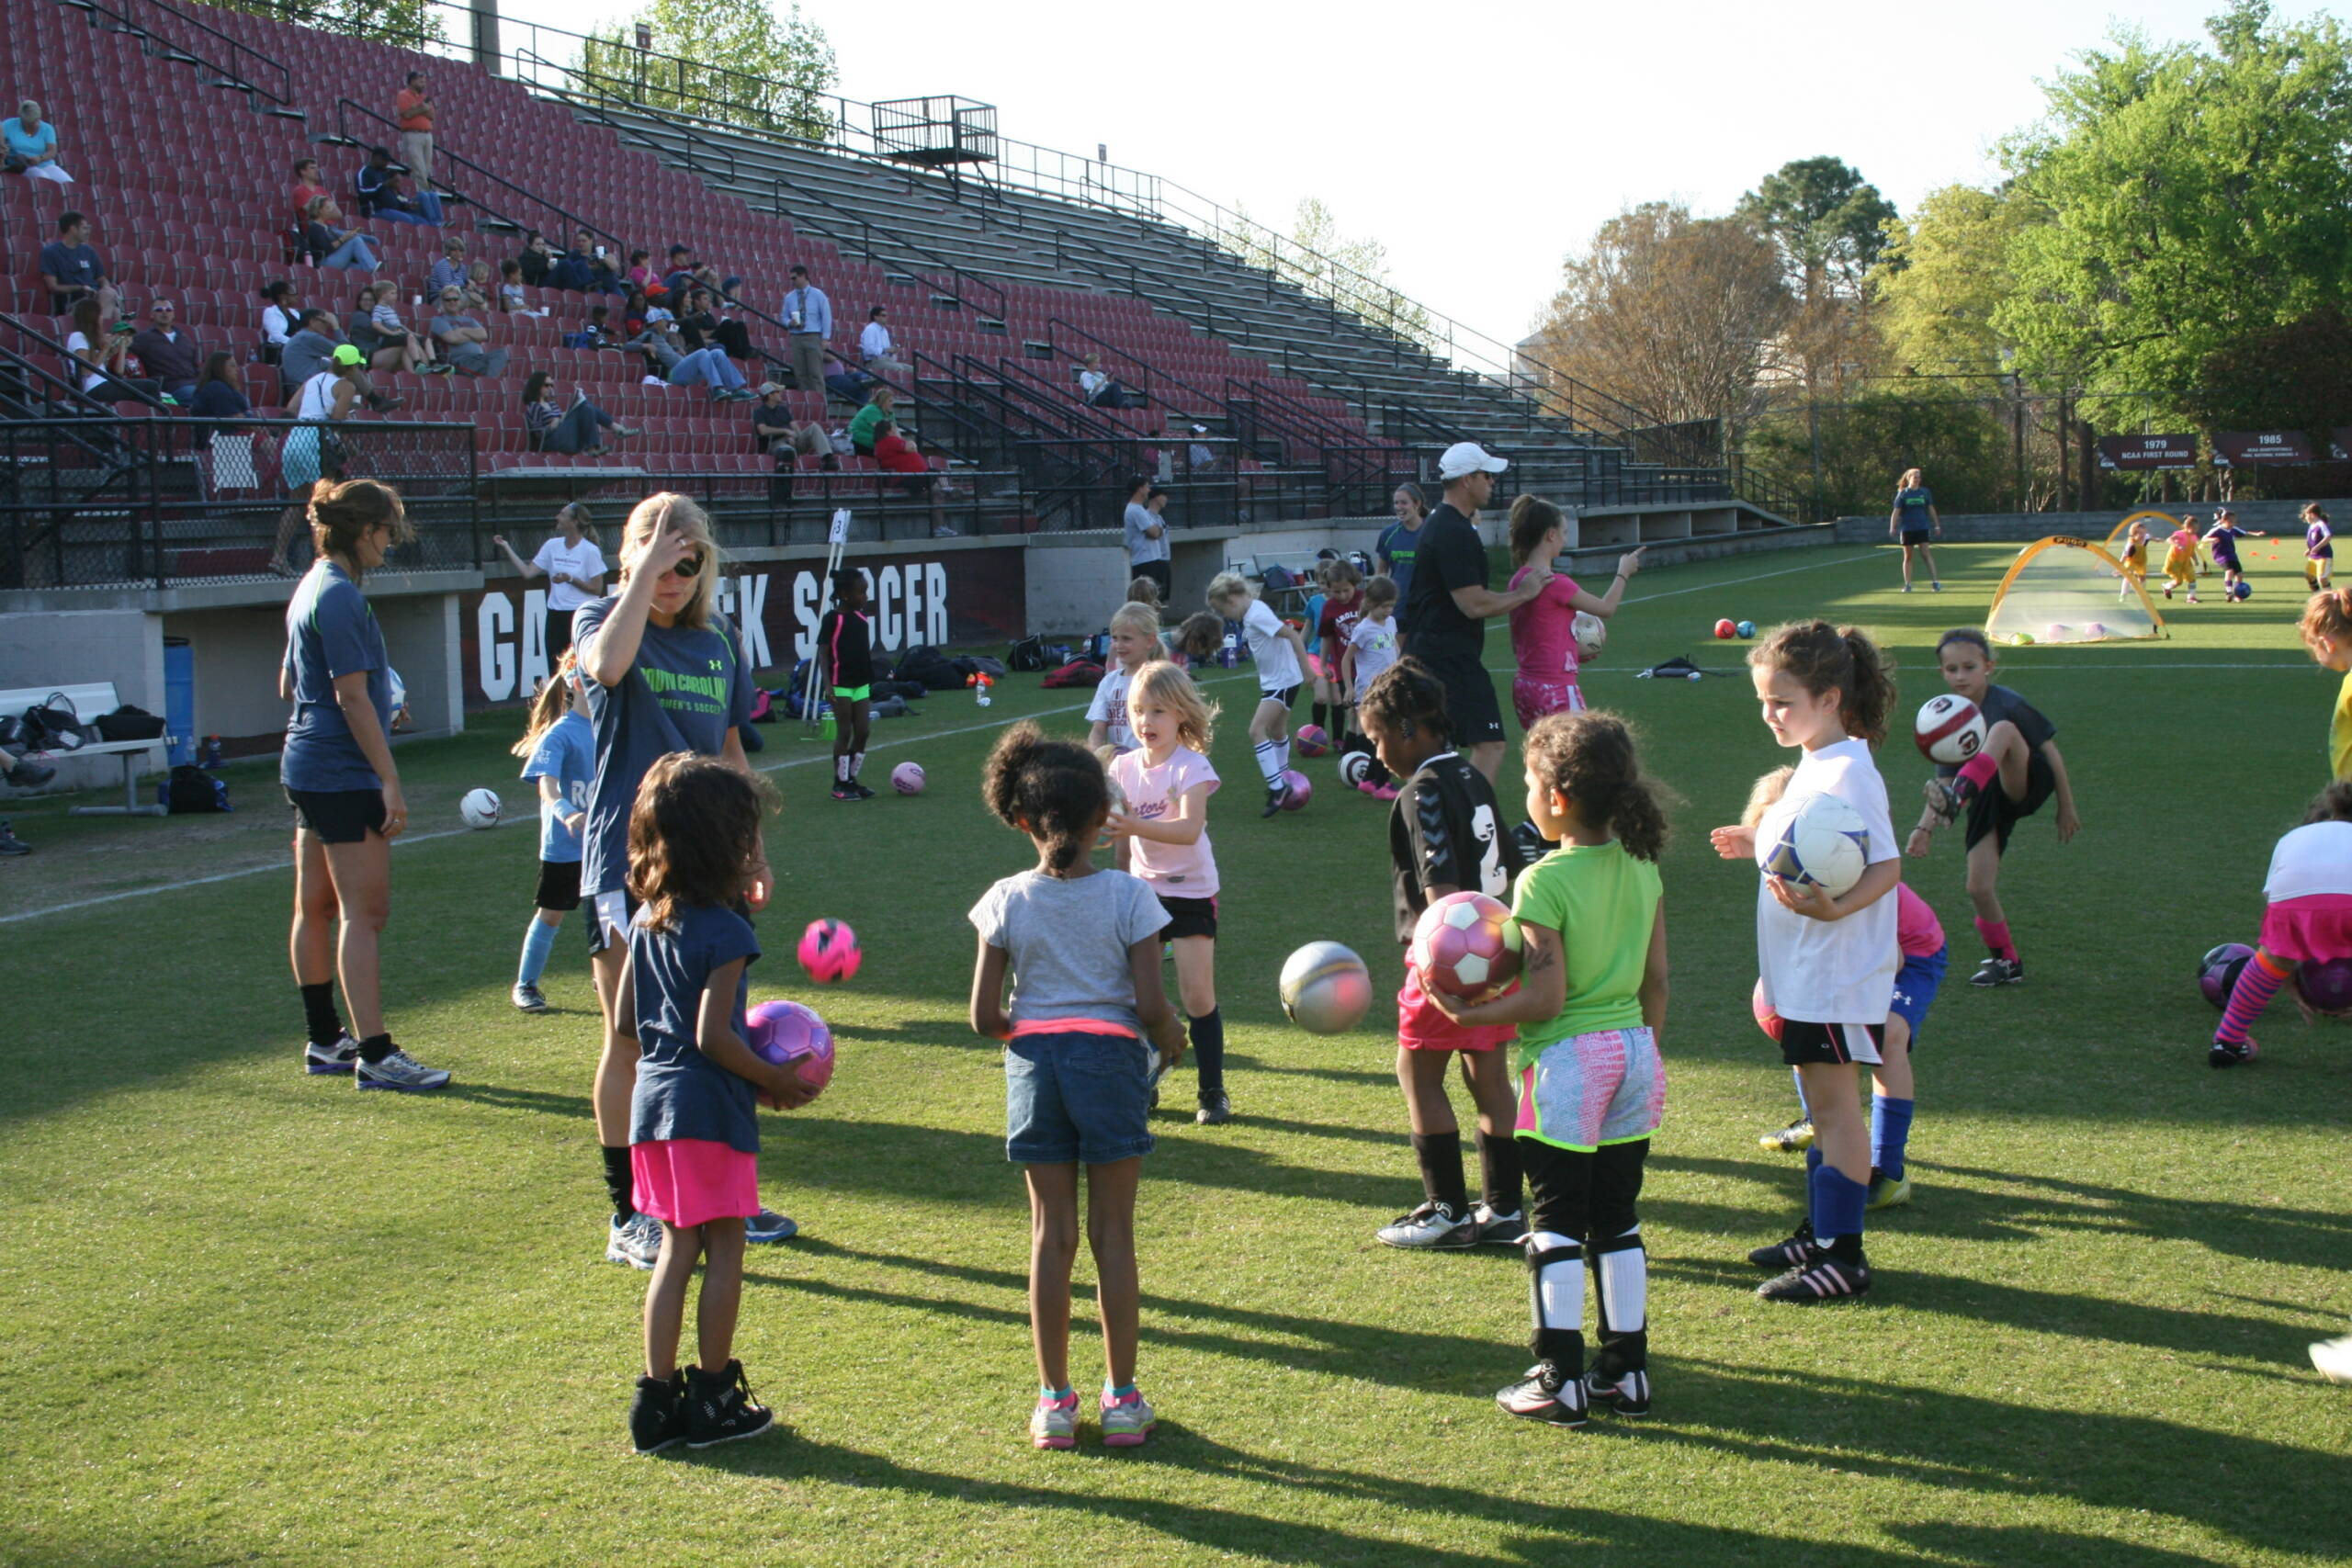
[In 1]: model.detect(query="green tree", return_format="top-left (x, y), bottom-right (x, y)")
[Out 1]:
top-left (1737, 155), bottom-right (1896, 303)
top-left (1872, 183), bottom-right (2042, 381)
top-left (1213, 197), bottom-right (1436, 353)
top-left (191, 0), bottom-right (440, 51)
top-left (574, 0), bottom-right (838, 143)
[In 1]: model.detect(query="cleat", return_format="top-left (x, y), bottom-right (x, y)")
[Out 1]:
top-left (1866, 1172), bottom-right (1913, 1210)
top-left (1582, 1365), bottom-right (1651, 1417)
top-left (1099, 1386), bottom-right (1157, 1447)
top-left (0, 818), bottom-right (33, 853)
top-left (628, 1371), bottom-right (688, 1455)
top-left (1930, 581), bottom-right (1942, 592)
top-left (850, 781), bottom-right (877, 800)
top-left (1969, 956), bottom-right (2025, 987)
top-left (2209, 1037), bottom-right (2259, 1069)
top-left (512, 983), bottom-right (549, 1013)
top-left (1471, 1204), bottom-right (1528, 1247)
top-left (746, 1207), bottom-right (797, 1243)
top-left (354, 1046), bottom-right (450, 1091)
top-left (1758, 1118), bottom-right (1815, 1154)
top-left (1747, 1218), bottom-right (1821, 1270)
top-left (1029, 1391), bottom-right (1079, 1450)
top-left (684, 1359), bottom-right (775, 1448)
top-left (606, 1211), bottom-right (662, 1269)
top-left (1376, 1201), bottom-right (1476, 1250)
top-left (1261, 780), bottom-right (1290, 818)
top-left (831, 784), bottom-right (861, 802)
top-left (303, 1031), bottom-right (360, 1075)
top-left (1496, 1365), bottom-right (1589, 1427)
top-left (2311, 1334), bottom-right (2352, 1384)
top-left (1922, 775), bottom-right (1968, 826)
top-left (1194, 1089), bottom-right (1232, 1125)
top-left (1758, 1254), bottom-right (1871, 1302)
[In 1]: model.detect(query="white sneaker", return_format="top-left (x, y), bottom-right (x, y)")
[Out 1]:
top-left (2312, 1334), bottom-right (2352, 1383)
top-left (606, 1212), bottom-right (662, 1269)
top-left (1471, 1204), bottom-right (1528, 1246)
top-left (302, 1032), bottom-right (360, 1075)
top-left (1375, 1201), bottom-right (1475, 1249)
top-left (354, 1047), bottom-right (452, 1092)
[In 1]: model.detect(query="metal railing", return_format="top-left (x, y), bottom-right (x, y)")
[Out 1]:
top-left (75, 0), bottom-right (300, 114)
top-left (328, 96), bottom-right (613, 249)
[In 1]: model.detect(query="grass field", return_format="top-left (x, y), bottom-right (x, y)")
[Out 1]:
top-left (4, 540), bottom-right (2349, 1568)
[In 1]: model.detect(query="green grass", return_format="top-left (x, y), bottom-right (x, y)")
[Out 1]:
top-left (5, 541), bottom-right (2349, 1568)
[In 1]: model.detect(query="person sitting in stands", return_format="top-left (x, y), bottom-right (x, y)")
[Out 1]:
top-left (752, 381), bottom-right (828, 460)
top-left (279, 307), bottom-right (401, 412)
top-left (823, 348), bottom-right (872, 405)
top-left (66, 297), bottom-right (161, 405)
top-left (130, 297), bottom-right (203, 402)
top-left (625, 249), bottom-right (667, 300)
top-left (674, 288), bottom-right (754, 362)
top-left (500, 260), bottom-right (544, 316)
top-left (289, 157), bottom-right (329, 227)
top-left (427, 235), bottom-right (469, 299)
top-left (6, 99), bottom-right (68, 183)
top-left (190, 350), bottom-right (251, 419)
top-left (849, 384), bottom-right (898, 456)
top-left (40, 209), bottom-right (114, 318)
top-left (465, 260), bottom-right (495, 311)
top-left (1077, 352), bottom-right (1144, 409)
top-left (523, 370), bottom-right (637, 456)
top-left (359, 279), bottom-right (446, 376)
top-left (356, 144), bottom-right (442, 225)
top-left (630, 317), bottom-right (752, 400)
top-left (871, 420), bottom-right (930, 476)
top-left (260, 279), bottom-right (300, 366)
top-left (860, 305), bottom-right (907, 376)
top-left (429, 287), bottom-right (511, 378)
top-left (300, 195), bottom-right (379, 273)
top-left (516, 230), bottom-right (555, 288)
top-left (551, 230), bottom-right (626, 296)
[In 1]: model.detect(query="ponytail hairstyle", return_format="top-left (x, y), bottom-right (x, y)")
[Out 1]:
top-left (1508, 493), bottom-right (1566, 570)
top-left (2302, 779), bottom-right (2352, 826)
top-left (1363, 573), bottom-right (1399, 610)
top-left (1125, 572), bottom-right (1163, 609)
top-left (1523, 710), bottom-right (1670, 863)
top-left (1173, 610), bottom-right (1226, 663)
top-left (617, 492), bottom-right (719, 630)
top-left (980, 720), bottom-right (1110, 874)
top-left (2305, 502), bottom-right (2332, 525)
top-left (1898, 468), bottom-right (1924, 491)
top-left (1750, 620), bottom-right (1897, 746)
top-left (1739, 763), bottom-right (1796, 831)
top-left (1204, 570), bottom-right (1251, 614)
top-left (509, 647), bottom-right (580, 758)
top-left (558, 501), bottom-right (597, 547)
top-left (1125, 660), bottom-right (1216, 751)
top-left (1393, 480), bottom-right (1428, 524)
top-left (308, 478), bottom-right (413, 574)
top-left (626, 751), bottom-right (771, 933)
top-left (2301, 587), bottom-right (2352, 650)
top-left (1936, 626), bottom-right (1994, 663)
top-left (1108, 600), bottom-right (1167, 655)
top-left (1357, 657), bottom-right (1453, 745)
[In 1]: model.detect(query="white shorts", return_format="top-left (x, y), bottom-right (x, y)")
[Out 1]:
top-left (590, 888), bottom-right (631, 954)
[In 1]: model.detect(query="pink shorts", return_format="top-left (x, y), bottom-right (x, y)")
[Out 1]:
top-left (1511, 675), bottom-right (1586, 729)
top-left (2261, 893), bottom-right (2352, 962)
top-left (1397, 966), bottom-right (1516, 1053)
top-left (632, 1138), bottom-right (759, 1229)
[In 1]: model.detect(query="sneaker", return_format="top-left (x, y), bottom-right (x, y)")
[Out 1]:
top-left (1099, 1386), bottom-right (1156, 1448)
top-left (2311, 1333), bottom-right (2352, 1383)
top-left (1866, 1172), bottom-right (1913, 1210)
top-left (1747, 1218), bottom-right (1822, 1270)
top-left (1194, 1089), bottom-right (1232, 1125)
top-left (606, 1211), bottom-right (662, 1269)
top-left (303, 1031), bottom-right (360, 1075)
top-left (831, 784), bottom-right (861, 802)
top-left (684, 1359), bottom-right (775, 1448)
top-left (1029, 1390), bottom-right (1080, 1450)
top-left (4, 758), bottom-right (56, 787)
top-left (1922, 775), bottom-right (1968, 826)
top-left (746, 1207), bottom-right (798, 1243)
top-left (2188, 592), bottom-right (2199, 603)
top-left (849, 781), bottom-right (877, 800)
top-left (1496, 1365), bottom-right (1589, 1427)
top-left (0, 819), bottom-right (29, 854)
top-left (1261, 780), bottom-right (1290, 818)
top-left (1969, 956), bottom-right (2025, 987)
top-left (512, 983), bottom-right (549, 1014)
top-left (1583, 1365), bottom-right (1651, 1417)
top-left (2209, 1037), bottom-right (2259, 1068)
top-left (628, 1371), bottom-right (687, 1455)
top-left (1375, 1201), bottom-right (1476, 1250)
top-left (1758, 1253), bottom-right (1872, 1302)
top-left (354, 1047), bottom-right (451, 1092)
top-left (1900, 583), bottom-right (1912, 593)
top-left (1471, 1204), bottom-right (1528, 1246)
top-left (1758, 1118), bottom-right (1815, 1154)
top-left (1930, 581), bottom-right (1942, 592)
top-left (1365, 783), bottom-right (1399, 801)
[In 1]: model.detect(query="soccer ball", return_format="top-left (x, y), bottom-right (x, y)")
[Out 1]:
top-left (1573, 612), bottom-right (1607, 661)
top-left (1279, 769), bottom-right (1312, 810)
top-left (2046, 624), bottom-right (2070, 642)
top-left (747, 998), bottom-right (836, 1097)
top-left (1713, 618), bottom-right (1736, 638)
top-left (1914, 694), bottom-right (1987, 765)
top-left (891, 761), bottom-right (925, 795)
top-left (1750, 977), bottom-right (1782, 1042)
top-left (797, 919), bottom-right (863, 984)
top-left (1736, 620), bottom-right (1756, 638)
top-left (2229, 581), bottom-right (2253, 601)
top-left (1761, 792), bottom-right (1868, 898)
top-left (458, 788), bottom-right (501, 829)
top-left (1278, 942), bottom-right (1373, 1034)
top-left (2199, 942), bottom-right (2255, 1010)
top-left (1338, 749), bottom-right (1374, 788)
top-left (387, 666), bottom-right (408, 726)
top-left (1410, 891), bottom-right (1523, 1002)
top-left (1295, 724), bottom-right (1331, 758)
top-left (2297, 957), bottom-right (2352, 1018)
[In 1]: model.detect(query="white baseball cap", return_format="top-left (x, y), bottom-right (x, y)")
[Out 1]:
top-left (1438, 442), bottom-right (1509, 480)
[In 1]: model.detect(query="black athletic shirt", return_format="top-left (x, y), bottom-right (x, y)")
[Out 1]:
top-left (1388, 750), bottom-right (1526, 943)
top-left (819, 607), bottom-right (874, 688)
top-left (1934, 683), bottom-right (2053, 777)
top-left (1398, 502), bottom-right (1489, 666)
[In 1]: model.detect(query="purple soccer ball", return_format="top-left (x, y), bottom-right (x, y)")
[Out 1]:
top-left (747, 998), bottom-right (836, 1096)
top-left (2199, 943), bottom-right (2256, 1010)
top-left (2295, 956), bottom-right (2352, 1018)
top-left (1279, 768), bottom-right (1312, 810)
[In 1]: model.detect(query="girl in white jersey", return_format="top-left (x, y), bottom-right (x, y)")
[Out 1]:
top-left (1709, 621), bottom-right (1901, 1303)
top-left (1207, 571), bottom-right (1311, 817)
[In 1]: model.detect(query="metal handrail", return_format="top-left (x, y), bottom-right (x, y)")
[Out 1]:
top-left (83, 0), bottom-right (298, 112)
top-left (331, 96), bottom-right (613, 249)
top-left (0, 309), bottom-right (169, 413)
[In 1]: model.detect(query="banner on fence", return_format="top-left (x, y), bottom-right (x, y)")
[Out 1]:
top-left (2211, 431), bottom-right (2316, 467)
top-left (2096, 434), bottom-right (2198, 470)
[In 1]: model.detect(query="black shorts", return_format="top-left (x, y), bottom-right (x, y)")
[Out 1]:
top-left (1420, 655), bottom-right (1506, 745)
top-left (1899, 527), bottom-right (1932, 547)
top-left (1779, 1019), bottom-right (1883, 1067)
top-left (1135, 559), bottom-right (1172, 597)
top-left (1962, 751), bottom-right (2055, 854)
top-left (286, 786), bottom-right (385, 844)
top-left (1259, 683), bottom-right (1300, 708)
top-left (536, 858), bottom-right (582, 912)
top-left (545, 607), bottom-right (576, 659)
top-left (1159, 894), bottom-right (1218, 941)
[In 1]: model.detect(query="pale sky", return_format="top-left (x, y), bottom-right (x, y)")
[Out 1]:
top-left (491, 0), bottom-right (2315, 358)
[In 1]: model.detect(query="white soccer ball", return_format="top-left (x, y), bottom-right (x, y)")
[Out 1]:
top-left (1913, 694), bottom-right (1987, 765)
top-left (1339, 750), bottom-right (1372, 789)
top-left (1279, 941), bottom-right (1373, 1035)
top-left (1761, 792), bottom-right (1869, 898)
top-left (459, 788), bottom-right (502, 829)
top-left (1572, 612), bottom-right (1607, 661)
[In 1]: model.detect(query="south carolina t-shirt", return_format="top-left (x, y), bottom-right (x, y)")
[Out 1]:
top-left (281, 559), bottom-right (391, 792)
top-left (1110, 745), bottom-right (1220, 897)
top-left (1088, 662), bottom-right (1138, 751)
top-left (628, 902), bottom-right (761, 1154)
top-left (1240, 599), bottom-right (1303, 691)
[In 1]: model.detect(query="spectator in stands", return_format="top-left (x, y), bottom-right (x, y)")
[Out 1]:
top-left (428, 235), bottom-right (469, 298)
top-left (282, 344), bottom-right (367, 496)
top-left (1124, 474), bottom-right (1170, 599)
top-left (1377, 481), bottom-right (1428, 603)
top-left (631, 317), bottom-right (752, 400)
top-left (129, 297), bottom-right (202, 402)
top-left (552, 230), bottom-right (626, 296)
top-left (465, 261), bottom-right (495, 311)
top-left (499, 260), bottom-right (534, 315)
top-left (517, 231), bottom-right (555, 287)
top-left (300, 196), bottom-right (379, 273)
top-left (280, 308), bottom-right (401, 412)
top-left (393, 70), bottom-right (434, 185)
top-left (260, 279), bottom-right (300, 367)
top-left (676, 288), bottom-right (754, 362)
top-left (872, 421), bottom-right (930, 475)
top-left (849, 384), bottom-right (897, 456)
top-left (39, 210), bottom-right (113, 318)
top-left (65, 298), bottom-right (160, 405)
top-left (823, 348), bottom-right (871, 405)
top-left (358, 279), bottom-right (446, 376)
top-left (290, 158), bottom-right (329, 226)
top-left (522, 370), bottom-right (638, 456)
top-left (6, 100), bottom-right (68, 184)
top-left (190, 351), bottom-right (251, 420)
top-left (1077, 352), bottom-right (1145, 409)
top-left (752, 381), bottom-right (827, 460)
top-left (859, 305), bottom-right (907, 377)
top-left (625, 249), bottom-right (663, 299)
top-left (429, 287), bottom-right (511, 378)
top-left (1186, 423), bottom-right (1217, 472)
top-left (356, 145), bottom-right (443, 226)
top-left (783, 263), bottom-right (831, 395)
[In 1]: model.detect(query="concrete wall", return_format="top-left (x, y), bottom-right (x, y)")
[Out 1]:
top-left (0, 609), bottom-right (165, 791)
top-left (1834, 498), bottom-right (2352, 547)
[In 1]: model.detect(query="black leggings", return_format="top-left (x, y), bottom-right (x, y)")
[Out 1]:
top-left (545, 607), bottom-right (575, 660)
top-left (1524, 1136), bottom-right (1647, 1243)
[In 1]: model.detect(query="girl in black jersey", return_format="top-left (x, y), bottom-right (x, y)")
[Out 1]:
top-left (819, 569), bottom-right (876, 801)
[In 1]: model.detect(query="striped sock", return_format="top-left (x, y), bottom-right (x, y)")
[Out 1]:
top-left (1252, 739), bottom-right (1283, 785)
top-left (2217, 951), bottom-right (2293, 1044)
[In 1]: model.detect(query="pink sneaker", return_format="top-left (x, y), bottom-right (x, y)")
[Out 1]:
top-left (1029, 1390), bottom-right (1079, 1450)
top-left (1100, 1386), bottom-right (1157, 1447)
top-left (1365, 783), bottom-right (1400, 801)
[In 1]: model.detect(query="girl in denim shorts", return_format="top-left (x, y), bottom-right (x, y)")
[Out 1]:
top-left (970, 723), bottom-right (1188, 1451)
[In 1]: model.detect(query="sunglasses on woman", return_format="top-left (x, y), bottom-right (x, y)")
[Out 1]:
top-left (666, 553), bottom-right (704, 579)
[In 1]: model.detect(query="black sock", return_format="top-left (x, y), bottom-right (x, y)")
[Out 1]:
top-left (355, 1032), bottom-right (395, 1066)
top-left (1476, 1129), bottom-right (1524, 1216)
top-left (603, 1144), bottom-right (636, 1223)
top-left (1829, 1230), bottom-right (1866, 1266)
top-left (300, 981), bottom-right (344, 1046)
top-left (1410, 1130), bottom-right (1470, 1213)
top-left (1312, 700), bottom-right (1330, 733)
top-left (1187, 1009), bottom-right (1226, 1093)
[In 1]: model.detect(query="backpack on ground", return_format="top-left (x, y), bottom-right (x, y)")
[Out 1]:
top-left (895, 646), bottom-right (963, 691)
top-left (1041, 660), bottom-right (1105, 688)
top-left (954, 654), bottom-right (1008, 681)
top-left (162, 763), bottom-right (231, 814)
top-left (1007, 636), bottom-right (1048, 672)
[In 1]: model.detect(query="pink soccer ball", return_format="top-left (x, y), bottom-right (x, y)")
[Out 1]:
top-left (891, 761), bottom-right (925, 795)
top-left (797, 919), bottom-right (862, 984)
top-left (1409, 890), bottom-right (1522, 1001)
top-left (747, 998), bottom-right (836, 1097)
top-left (1751, 978), bottom-right (1782, 1042)
top-left (1279, 768), bottom-right (1312, 810)
top-left (1294, 724), bottom-right (1331, 758)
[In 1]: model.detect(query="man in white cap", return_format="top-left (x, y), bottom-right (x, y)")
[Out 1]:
top-left (1398, 442), bottom-right (1550, 783)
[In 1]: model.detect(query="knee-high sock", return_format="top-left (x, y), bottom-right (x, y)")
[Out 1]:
top-left (1311, 700), bottom-right (1330, 734)
top-left (1974, 916), bottom-right (2016, 963)
top-left (1525, 1230), bottom-right (1585, 1374)
top-left (1791, 1066), bottom-right (1812, 1118)
top-left (1809, 1162), bottom-right (1868, 1247)
top-left (1955, 750), bottom-right (1999, 796)
top-left (1411, 1130), bottom-right (1469, 1213)
top-left (517, 915), bottom-right (559, 988)
top-left (1587, 1227), bottom-right (1648, 1373)
top-left (1273, 738), bottom-right (1291, 773)
top-left (2218, 950), bottom-right (2292, 1044)
top-left (1187, 1008), bottom-right (1226, 1092)
top-left (1251, 739), bottom-right (1284, 786)
top-left (1871, 1095), bottom-right (1915, 1182)
top-left (1476, 1128), bottom-right (1523, 1216)
top-left (602, 1144), bottom-right (635, 1223)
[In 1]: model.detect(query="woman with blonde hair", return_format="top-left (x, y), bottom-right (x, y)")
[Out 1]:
top-left (572, 494), bottom-right (795, 1265)
top-left (1889, 468), bottom-right (1941, 593)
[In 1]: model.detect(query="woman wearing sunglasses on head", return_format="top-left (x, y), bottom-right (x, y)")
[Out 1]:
top-left (572, 494), bottom-right (795, 1270)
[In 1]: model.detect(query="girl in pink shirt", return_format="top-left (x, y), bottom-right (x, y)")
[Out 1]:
top-left (1108, 662), bottom-right (1233, 1124)
top-left (1504, 497), bottom-right (1645, 728)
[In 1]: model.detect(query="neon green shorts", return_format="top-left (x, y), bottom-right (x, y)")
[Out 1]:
top-left (832, 684), bottom-right (871, 703)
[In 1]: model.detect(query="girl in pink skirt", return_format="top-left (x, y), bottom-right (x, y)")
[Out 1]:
top-left (1504, 496), bottom-right (1645, 728)
top-left (2212, 781), bottom-right (2352, 1066)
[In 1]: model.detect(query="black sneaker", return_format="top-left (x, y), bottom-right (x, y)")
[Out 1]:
top-left (850, 780), bottom-right (877, 800)
top-left (684, 1359), bottom-right (775, 1448)
top-left (1747, 1218), bottom-right (1821, 1270)
top-left (831, 784), bottom-right (861, 802)
top-left (629, 1371), bottom-right (687, 1455)
top-left (2209, 1037), bottom-right (2260, 1068)
top-left (0, 820), bottom-right (29, 856)
top-left (1194, 1089), bottom-right (1232, 1125)
top-left (4, 759), bottom-right (55, 788)
top-left (1261, 780), bottom-right (1289, 818)
top-left (1758, 1253), bottom-right (1871, 1302)
top-left (512, 983), bottom-right (549, 1014)
top-left (1969, 956), bottom-right (2025, 987)
top-left (1583, 1365), bottom-right (1651, 1416)
top-left (1472, 1204), bottom-right (1528, 1246)
top-left (1496, 1364), bottom-right (1589, 1427)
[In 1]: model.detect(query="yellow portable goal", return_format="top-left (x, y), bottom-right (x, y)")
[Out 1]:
top-left (1984, 536), bottom-right (2169, 646)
